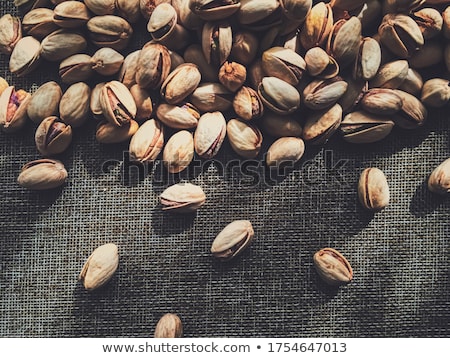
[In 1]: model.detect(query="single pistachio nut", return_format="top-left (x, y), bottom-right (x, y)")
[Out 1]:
top-left (412, 8), bottom-right (443, 40)
top-left (305, 47), bottom-right (339, 79)
top-left (130, 85), bottom-right (153, 122)
top-left (184, 44), bottom-right (218, 83)
top-left (54, 1), bottom-right (90, 28)
top-left (27, 81), bottom-right (62, 124)
top-left (211, 220), bottom-right (254, 261)
top-left (129, 119), bottom-right (164, 162)
top-left (163, 130), bottom-right (195, 173)
top-left (118, 50), bottom-right (141, 88)
top-left (219, 61), bottom-right (247, 93)
top-left (140, 0), bottom-right (171, 20)
top-left (0, 86), bottom-right (31, 133)
top-left (100, 81), bottom-right (137, 127)
top-left (190, 83), bottom-right (233, 113)
top-left (260, 113), bottom-right (303, 138)
top-left (300, 2), bottom-right (334, 51)
top-left (91, 47), bottom-right (124, 76)
top-left (194, 111), bottom-right (226, 159)
top-left (17, 159), bottom-right (68, 190)
top-left (87, 15), bottom-right (133, 51)
top-left (358, 167), bottom-right (389, 211)
top-left (266, 137), bottom-right (305, 168)
top-left (360, 88), bottom-right (403, 116)
top-left (41, 30), bottom-right (87, 62)
top-left (96, 120), bottom-right (139, 144)
top-left (237, 0), bottom-right (282, 32)
top-left (227, 118), bottom-right (263, 159)
top-left (313, 248), bottom-right (353, 286)
top-left (84, 0), bottom-right (115, 15)
top-left (262, 47), bottom-right (306, 86)
top-left (279, 0), bottom-right (311, 22)
top-left (258, 77), bottom-right (300, 115)
top-left (154, 313), bottom-right (183, 338)
top-left (303, 103), bottom-right (342, 145)
top-left (201, 21), bottom-right (232, 66)
top-left (353, 37), bottom-right (381, 81)
top-left (59, 54), bottom-right (94, 85)
top-left (160, 183), bottom-right (205, 213)
top-left (421, 78), bottom-right (450, 108)
top-left (392, 90), bottom-right (427, 129)
top-left (9, 36), bottom-right (41, 77)
top-left (303, 77), bottom-right (348, 110)
top-left (116, 0), bottom-right (141, 23)
top-left (35, 116), bottom-right (72, 156)
top-left (370, 60), bottom-right (409, 89)
top-left (190, 0), bottom-right (241, 21)
top-left (78, 243), bottom-right (119, 291)
top-left (340, 111), bottom-right (394, 144)
top-left (156, 102), bottom-right (200, 129)
top-left (230, 31), bottom-right (259, 65)
top-left (398, 68), bottom-right (423, 97)
top-left (233, 86), bottom-right (264, 121)
top-left (91, 82), bottom-right (106, 119)
top-left (60, 82), bottom-right (91, 128)
top-left (161, 64), bottom-right (202, 105)
top-left (0, 14), bottom-right (22, 55)
top-left (428, 158), bottom-right (450, 195)
top-left (136, 43), bottom-right (171, 90)
top-left (22, 8), bottom-right (58, 40)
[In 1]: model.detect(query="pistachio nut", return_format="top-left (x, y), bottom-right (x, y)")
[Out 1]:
top-left (60, 82), bottom-right (91, 128)
top-left (408, 40), bottom-right (443, 69)
top-left (358, 167), bottom-right (389, 211)
top-left (303, 77), bottom-right (348, 110)
top-left (392, 90), bottom-right (427, 129)
top-left (91, 47), bottom-right (124, 76)
top-left (218, 61), bottom-right (246, 93)
top-left (353, 37), bottom-right (381, 81)
top-left (17, 159), bottom-right (68, 190)
top-left (156, 102), bottom-right (200, 129)
top-left (237, 0), bottom-right (282, 31)
top-left (118, 50), bottom-right (140, 88)
top-left (260, 113), bottom-right (303, 138)
top-left (258, 77), bottom-right (300, 115)
top-left (41, 30), bottom-right (87, 62)
top-left (378, 14), bottom-right (424, 58)
top-left (211, 220), bottom-right (254, 261)
top-left (266, 137), bottom-right (305, 168)
top-left (279, 0), bottom-right (311, 22)
top-left (412, 8), bottom-right (443, 40)
top-left (154, 313), bottom-right (183, 338)
top-left (0, 14), bottom-right (22, 55)
top-left (340, 111), bottom-right (394, 144)
top-left (129, 119), bottom-right (164, 162)
top-left (262, 47), bottom-right (306, 86)
top-left (184, 44), bottom-right (218, 83)
top-left (194, 111), bottom-right (226, 159)
top-left (300, 2), bottom-right (334, 51)
top-left (201, 21), bottom-right (232, 66)
top-left (84, 0), bottom-right (116, 15)
top-left (360, 88), bottom-right (403, 116)
top-left (140, 0), bottom-right (172, 20)
top-left (161, 64), bottom-right (202, 105)
top-left (313, 248), bottom-right (353, 286)
top-left (338, 77), bottom-right (366, 113)
top-left (136, 43), bottom-right (171, 90)
top-left (22, 8), bottom-right (58, 40)
top-left (130, 85), bottom-right (153, 121)
top-left (162, 130), bottom-right (195, 174)
top-left (173, 0), bottom-right (204, 30)
top-left (91, 82), bottom-right (106, 119)
top-left (190, 0), bottom-right (241, 21)
top-left (9, 36), bottom-right (41, 77)
top-left (230, 31), bottom-right (259, 66)
top-left (160, 183), bottom-right (206, 213)
top-left (96, 120), bottom-right (139, 144)
top-left (227, 118), bottom-right (263, 159)
top-left (35, 116), bottom-right (72, 156)
top-left (233, 86), bottom-right (264, 121)
top-left (14, 0), bottom-right (49, 13)
top-left (59, 54), bottom-right (94, 85)
top-left (382, 0), bottom-right (425, 14)
top-left (370, 60), bottom-right (408, 89)
top-left (428, 158), bottom-right (450, 195)
top-left (78, 243), bottom-right (119, 291)
top-left (87, 15), bottom-right (133, 51)
top-left (398, 68), bottom-right (423, 97)
top-left (303, 104), bottom-right (342, 145)
top-left (189, 83), bottom-right (233, 113)
top-left (0, 86), bottom-right (31, 133)
top-left (27, 81), bottom-right (62, 124)
top-left (305, 47), bottom-right (339, 79)
top-left (116, 0), bottom-right (141, 23)
top-left (420, 78), bottom-right (450, 108)
top-left (53, 1), bottom-right (90, 28)
top-left (100, 81), bottom-right (137, 127)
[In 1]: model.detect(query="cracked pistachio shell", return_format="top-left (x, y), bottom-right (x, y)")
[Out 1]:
top-left (136, 43), bottom-right (171, 90)
top-left (160, 183), bottom-right (206, 213)
top-left (161, 64), bottom-right (202, 104)
top-left (279, 0), bottom-right (311, 22)
top-left (0, 86), bottom-right (31, 133)
top-left (230, 31), bottom-right (258, 66)
top-left (227, 118), bottom-right (263, 159)
top-left (35, 116), bottom-right (72, 156)
top-left (184, 44), bottom-right (218, 82)
top-left (91, 47), bottom-right (124, 76)
top-left (303, 77), bottom-right (348, 110)
top-left (238, 0), bottom-right (282, 31)
top-left (219, 61), bottom-right (246, 93)
top-left (398, 68), bottom-right (423, 97)
top-left (59, 54), bottom-right (94, 85)
top-left (258, 77), bottom-right (300, 115)
top-left (202, 21), bottom-right (232, 66)
top-left (340, 111), bottom-right (394, 144)
top-left (360, 88), bottom-right (403, 116)
top-left (154, 313), bottom-right (183, 338)
top-left (118, 50), bottom-right (140, 88)
top-left (0, 14), bottom-right (22, 55)
top-left (313, 248), bottom-right (353, 286)
top-left (260, 113), bottom-right (303, 138)
top-left (428, 158), bottom-right (450, 195)
top-left (41, 30), bottom-right (87, 62)
top-left (392, 90), bottom-right (427, 129)
top-left (190, 0), bottom-right (241, 21)
top-left (100, 81), bottom-right (137, 127)
top-left (266, 137), bottom-right (305, 168)
top-left (262, 47), bottom-right (306, 86)
top-left (358, 167), bottom-right (389, 211)
top-left (163, 130), bottom-right (195, 174)
top-left (370, 60), bottom-right (408, 89)
top-left (87, 15), bottom-right (133, 51)
top-left (60, 82), bottom-right (91, 128)
top-left (54, 1), bottom-right (90, 28)
top-left (303, 103), bottom-right (342, 145)
top-left (9, 36), bottom-right (41, 77)
top-left (233, 86), bottom-right (263, 121)
top-left (189, 83), bottom-right (233, 113)
top-left (27, 81), bottom-right (62, 124)
top-left (211, 220), bottom-right (254, 261)
top-left (130, 85), bottom-right (153, 121)
top-left (300, 2), bottom-right (334, 51)
top-left (78, 243), bottom-right (119, 291)
top-left (420, 78), bottom-right (450, 108)
top-left (156, 102), bottom-right (199, 129)
top-left (129, 119), bottom-right (164, 162)
top-left (412, 8), bottom-right (443, 40)
top-left (305, 47), bottom-right (339, 79)
top-left (96, 119), bottom-right (139, 144)
top-left (354, 37), bottom-right (381, 81)
top-left (194, 111), bottom-right (226, 159)
top-left (17, 159), bottom-right (68, 190)
top-left (22, 8), bottom-right (58, 39)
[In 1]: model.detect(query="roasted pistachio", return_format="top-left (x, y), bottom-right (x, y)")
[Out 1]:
top-left (9, 36), bottom-right (41, 77)
top-left (412, 8), bottom-right (443, 40)
top-left (202, 21), bottom-right (232, 66)
top-left (163, 130), bottom-right (195, 174)
top-left (211, 220), bottom-right (254, 261)
top-left (91, 48), bottom-right (124, 76)
top-left (230, 31), bottom-right (259, 65)
top-left (0, 86), bottom-right (31, 133)
top-left (161, 64), bottom-right (202, 105)
top-left (27, 81), bottom-right (62, 124)
top-left (391, 90), bottom-right (427, 129)
top-left (140, 0), bottom-right (171, 20)
top-left (100, 81), bottom-right (137, 127)
top-left (303, 104), bottom-right (342, 145)
top-left (116, 0), bottom-right (141, 23)
top-left (60, 82), bottom-right (91, 128)
top-left (173, 0), bottom-right (204, 30)
top-left (260, 113), bottom-right (303, 138)
top-left (237, 0), bottom-right (282, 31)
top-left (14, 0), bottom-right (49, 13)
top-left (136, 43), bottom-right (171, 90)
top-left (233, 86), bottom-right (263, 121)
top-left (262, 47), bottom-right (306, 86)
top-left (129, 119), bottom-right (164, 162)
top-left (340, 111), bottom-right (394, 144)
top-left (305, 47), bottom-right (339, 79)
top-left (190, 83), bottom-right (233, 113)
top-left (130, 85), bottom-right (153, 121)
top-left (219, 61), bottom-right (246, 93)
top-left (190, 0), bottom-right (241, 21)
top-left (266, 137), bottom-right (305, 168)
top-left (353, 37), bottom-right (381, 81)
top-left (398, 68), bottom-right (423, 97)
top-left (84, 0), bottom-right (116, 15)
top-left (421, 78), bottom-right (450, 108)
top-left (160, 183), bottom-right (206, 213)
top-left (303, 77), bottom-right (348, 110)
top-left (194, 111), bottom-right (226, 159)
top-left (59, 54), bottom-right (94, 85)
top-left (96, 120), bottom-right (139, 144)
top-left (360, 88), bottom-right (403, 116)
top-left (313, 248), bottom-right (353, 286)
top-left (227, 118), bottom-right (262, 159)
top-left (300, 2), bottom-right (334, 50)
top-left (0, 14), bottom-right (22, 55)
top-left (118, 50), bottom-right (140, 88)
top-left (358, 167), bottom-right (389, 211)
top-left (154, 313), bottom-right (183, 338)
top-left (428, 158), bottom-right (450, 195)
top-left (279, 0), bottom-right (311, 22)
top-left (41, 30), bottom-right (87, 62)
top-left (35, 116), bottom-right (72, 156)
top-left (53, 1), bottom-right (90, 28)
top-left (156, 102), bottom-right (200, 129)
top-left (22, 8), bottom-right (58, 39)
top-left (91, 82), bottom-right (106, 119)
top-left (17, 159), bottom-right (68, 190)
top-left (258, 77), bottom-right (300, 115)
top-left (370, 60), bottom-right (408, 89)
top-left (87, 15), bottom-right (133, 51)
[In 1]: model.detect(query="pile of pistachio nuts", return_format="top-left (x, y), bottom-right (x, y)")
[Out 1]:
top-left (1, 0), bottom-right (450, 322)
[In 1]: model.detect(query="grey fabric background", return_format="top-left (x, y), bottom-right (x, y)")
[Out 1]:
top-left (0, 1), bottom-right (449, 338)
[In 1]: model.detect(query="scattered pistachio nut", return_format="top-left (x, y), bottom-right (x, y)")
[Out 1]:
top-left (35, 116), bottom-right (72, 156)
top-left (313, 248), bottom-right (353, 286)
top-left (160, 182), bottom-right (206, 213)
top-left (428, 158), bottom-right (450, 195)
top-left (218, 61), bottom-right (247, 93)
top-left (227, 118), bottom-right (263, 159)
top-left (100, 81), bottom-right (137, 127)
top-left (358, 167), bottom-right (390, 211)
top-left (258, 77), bottom-right (300, 115)
top-left (60, 82), bottom-right (91, 128)
top-left (211, 220), bottom-right (254, 261)
top-left (17, 159), bottom-right (68, 190)
top-left (163, 130), bottom-right (195, 173)
top-left (233, 86), bottom-right (264, 121)
top-left (340, 111), bottom-right (394, 144)
top-left (129, 118), bottom-right (164, 162)
top-left (0, 14), bottom-right (22, 55)
top-left (0, 86), bottom-right (31, 133)
top-left (160, 63), bottom-right (202, 104)
top-left (194, 111), bottom-right (227, 159)
top-left (96, 120), bottom-right (139, 144)
top-left (156, 102), bottom-right (200, 129)
top-left (266, 137), bottom-right (305, 168)
top-left (154, 313), bottom-right (183, 338)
